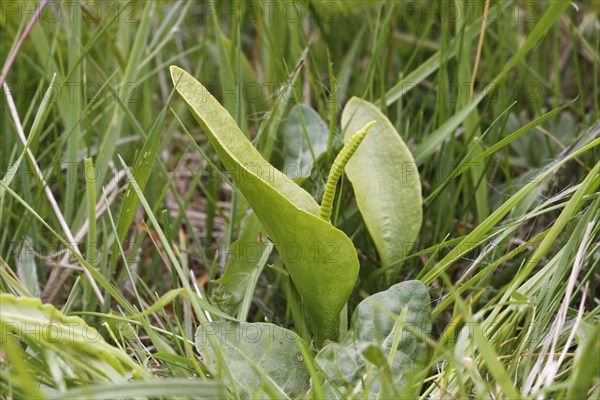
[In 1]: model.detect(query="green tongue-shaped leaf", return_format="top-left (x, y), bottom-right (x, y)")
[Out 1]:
top-left (171, 66), bottom-right (359, 345)
top-left (342, 98), bottom-right (423, 283)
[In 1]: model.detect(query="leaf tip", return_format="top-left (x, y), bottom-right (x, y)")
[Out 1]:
top-left (169, 65), bottom-right (185, 87)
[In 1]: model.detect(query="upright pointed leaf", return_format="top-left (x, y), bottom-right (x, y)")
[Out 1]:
top-left (171, 66), bottom-right (319, 215)
top-left (111, 96), bottom-right (170, 265)
top-left (171, 66), bottom-right (359, 344)
top-left (342, 98), bottom-right (422, 281)
top-left (16, 238), bottom-right (40, 297)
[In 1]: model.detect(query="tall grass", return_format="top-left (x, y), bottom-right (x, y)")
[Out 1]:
top-left (1, 1), bottom-right (599, 398)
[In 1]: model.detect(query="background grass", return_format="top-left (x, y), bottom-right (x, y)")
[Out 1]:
top-left (1, 0), bottom-right (599, 398)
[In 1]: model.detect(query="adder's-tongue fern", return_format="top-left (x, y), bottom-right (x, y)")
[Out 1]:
top-left (320, 120), bottom-right (376, 222)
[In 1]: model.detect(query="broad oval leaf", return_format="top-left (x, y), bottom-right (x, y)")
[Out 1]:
top-left (171, 66), bottom-right (359, 344)
top-left (315, 281), bottom-right (431, 397)
top-left (347, 280), bottom-right (431, 356)
top-left (341, 98), bottom-right (422, 281)
top-left (195, 321), bottom-right (310, 398)
top-left (282, 104), bottom-right (329, 179)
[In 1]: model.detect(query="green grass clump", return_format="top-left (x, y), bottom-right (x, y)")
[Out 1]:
top-left (1, 1), bottom-right (599, 398)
